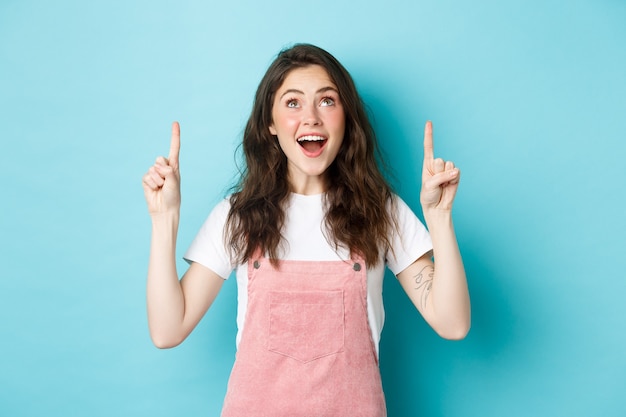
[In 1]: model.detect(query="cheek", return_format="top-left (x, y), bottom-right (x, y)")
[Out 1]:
top-left (273, 112), bottom-right (300, 134)
top-left (328, 110), bottom-right (346, 135)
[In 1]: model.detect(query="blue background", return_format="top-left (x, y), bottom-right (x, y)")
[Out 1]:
top-left (1, 0), bottom-right (625, 416)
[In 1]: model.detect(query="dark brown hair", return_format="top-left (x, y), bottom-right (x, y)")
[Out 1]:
top-left (225, 43), bottom-right (396, 267)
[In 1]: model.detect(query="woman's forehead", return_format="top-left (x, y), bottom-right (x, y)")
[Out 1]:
top-left (277, 65), bottom-right (337, 92)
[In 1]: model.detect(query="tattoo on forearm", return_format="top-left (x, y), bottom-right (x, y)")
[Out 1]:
top-left (414, 265), bottom-right (434, 310)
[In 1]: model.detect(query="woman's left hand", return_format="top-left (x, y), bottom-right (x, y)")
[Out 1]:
top-left (420, 121), bottom-right (460, 212)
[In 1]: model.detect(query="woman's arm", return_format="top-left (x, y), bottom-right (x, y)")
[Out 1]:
top-left (142, 122), bottom-right (224, 348)
top-left (396, 121), bottom-right (470, 340)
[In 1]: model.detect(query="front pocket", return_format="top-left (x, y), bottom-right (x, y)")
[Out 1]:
top-left (268, 290), bottom-right (345, 363)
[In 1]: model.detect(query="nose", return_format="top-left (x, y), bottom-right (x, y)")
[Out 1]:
top-left (302, 105), bottom-right (321, 126)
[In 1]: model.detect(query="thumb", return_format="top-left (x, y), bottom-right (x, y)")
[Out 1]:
top-left (168, 121), bottom-right (181, 169)
top-left (425, 168), bottom-right (460, 189)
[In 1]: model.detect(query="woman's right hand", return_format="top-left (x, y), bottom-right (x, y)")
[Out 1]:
top-left (142, 122), bottom-right (181, 217)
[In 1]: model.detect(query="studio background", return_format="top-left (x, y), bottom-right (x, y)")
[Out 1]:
top-left (1, 0), bottom-right (625, 416)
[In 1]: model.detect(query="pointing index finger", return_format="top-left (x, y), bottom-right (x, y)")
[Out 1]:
top-left (169, 121), bottom-right (180, 169)
top-left (423, 120), bottom-right (434, 162)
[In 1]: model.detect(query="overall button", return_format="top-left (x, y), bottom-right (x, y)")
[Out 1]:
top-left (253, 260), bottom-right (260, 269)
top-left (353, 263), bottom-right (361, 271)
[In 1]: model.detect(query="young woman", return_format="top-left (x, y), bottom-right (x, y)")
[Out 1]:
top-left (142, 44), bottom-right (470, 417)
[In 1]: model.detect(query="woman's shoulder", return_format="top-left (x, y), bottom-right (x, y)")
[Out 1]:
top-left (213, 196), bottom-right (232, 211)
top-left (388, 193), bottom-right (414, 215)
top-left (197, 196), bottom-right (232, 228)
top-left (387, 193), bottom-right (427, 234)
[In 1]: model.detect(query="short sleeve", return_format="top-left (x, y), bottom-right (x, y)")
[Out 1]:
top-left (385, 196), bottom-right (433, 275)
top-left (183, 199), bottom-right (234, 279)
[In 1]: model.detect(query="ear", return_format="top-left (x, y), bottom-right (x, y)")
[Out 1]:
top-left (269, 124), bottom-right (277, 135)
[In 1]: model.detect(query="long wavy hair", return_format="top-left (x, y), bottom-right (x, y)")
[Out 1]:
top-left (225, 43), bottom-right (397, 268)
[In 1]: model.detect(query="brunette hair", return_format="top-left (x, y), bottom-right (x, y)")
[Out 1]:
top-left (225, 43), bottom-right (397, 267)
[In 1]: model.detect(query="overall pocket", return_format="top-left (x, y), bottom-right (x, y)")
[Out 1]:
top-left (268, 290), bottom-right (345, 363)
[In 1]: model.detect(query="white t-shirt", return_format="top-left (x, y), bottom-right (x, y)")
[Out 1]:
top-left (184, 193), bottom-right (432, 357)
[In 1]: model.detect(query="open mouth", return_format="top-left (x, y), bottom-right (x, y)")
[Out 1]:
top-left (297, 135), bottom-right (327, 154)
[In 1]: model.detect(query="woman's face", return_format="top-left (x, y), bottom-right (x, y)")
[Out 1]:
top-left (269, 65), bottom-right (345, 195)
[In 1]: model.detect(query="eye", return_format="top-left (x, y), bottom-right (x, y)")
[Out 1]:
top-left (320, 96), bottom-right (335, 107)
top-left (286, 98), bottom-right (299, 108)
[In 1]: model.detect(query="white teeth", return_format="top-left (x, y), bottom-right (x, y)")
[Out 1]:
top-left (297, 135), bottom-right (326, 142)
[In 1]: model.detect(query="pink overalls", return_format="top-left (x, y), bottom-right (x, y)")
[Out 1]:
top-left (221, 253), bottom-right (387, 417)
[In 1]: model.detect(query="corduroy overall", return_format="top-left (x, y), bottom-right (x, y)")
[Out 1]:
top-left (221, 252), bottom-right (386, 417)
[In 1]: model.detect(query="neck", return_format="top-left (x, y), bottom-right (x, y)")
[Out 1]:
top-left (288, 174), bottom-right (328, 195)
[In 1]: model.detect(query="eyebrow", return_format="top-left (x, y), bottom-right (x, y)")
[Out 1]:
top-left (279, 86), bottom-right (339, 100)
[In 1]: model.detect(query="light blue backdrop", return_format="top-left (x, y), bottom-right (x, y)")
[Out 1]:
top-left (1, 0), bottom-right (625, 416)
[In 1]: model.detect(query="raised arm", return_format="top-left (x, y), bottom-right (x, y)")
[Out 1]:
top-left (142, 122), bottom-right (224, 348)
top-left (396, 121), bottom-right (470, 340)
